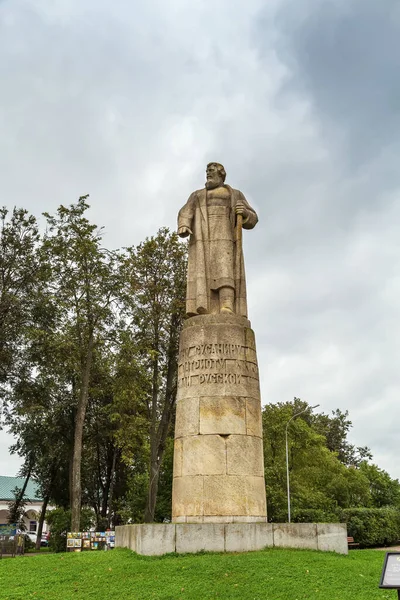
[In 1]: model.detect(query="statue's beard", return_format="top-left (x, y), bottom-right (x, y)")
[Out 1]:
top-left (205, 178), bottom-right (222, 190)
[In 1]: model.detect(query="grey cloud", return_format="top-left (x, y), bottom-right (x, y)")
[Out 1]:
top-left (268, 0), bottom-right (400, 168)
top-left (0, 0), bottom-right (400, 483)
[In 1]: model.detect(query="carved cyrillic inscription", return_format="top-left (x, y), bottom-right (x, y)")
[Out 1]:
top-left (180, 343), bottom-right (247, 360)
top-left (178, 343), bottom-right (259, 387)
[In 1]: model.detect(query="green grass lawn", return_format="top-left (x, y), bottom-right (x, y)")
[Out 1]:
top-left (0, 547), bottom-right (394, 600)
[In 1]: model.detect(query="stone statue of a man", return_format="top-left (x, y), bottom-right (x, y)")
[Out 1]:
top-left (178, 162), bottom-right (258, 317)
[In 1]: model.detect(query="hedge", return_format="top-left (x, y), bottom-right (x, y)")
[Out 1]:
top-left (292, 507), bottom-right (400, 548)
top-left (340, 507), bottom-right (400, 548)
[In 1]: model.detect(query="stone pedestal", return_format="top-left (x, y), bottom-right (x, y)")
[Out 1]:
top-left (115, 522), bottom-right (348, 555)
top-left (172, 313), bottom-right (267, 523)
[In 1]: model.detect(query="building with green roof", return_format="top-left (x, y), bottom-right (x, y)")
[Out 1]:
top-left (0, 476), bottom-right (51, 533)
top-left (0, 476), bottom-right (41, 502)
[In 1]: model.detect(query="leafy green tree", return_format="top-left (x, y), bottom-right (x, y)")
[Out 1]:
top-left (312, 409), bottom-right (372, 466)
top-left (42, 197), bottom-right (123, 531)
top-left (120, 228), bottom-right (187, 522)
top-left (0, 207), bottom-right (41, 383)
top-left (359, 462), bottom-right (400, 508)
top-left (1, 203), bottom-right (185, 527)
top-left (263, 399), bottom-right (371, 521)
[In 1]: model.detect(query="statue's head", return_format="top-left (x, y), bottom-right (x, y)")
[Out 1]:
top-left (206, 162), bottom-right (226, 189)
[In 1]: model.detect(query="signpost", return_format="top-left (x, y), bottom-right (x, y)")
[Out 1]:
top-left (379, 553), bottom-right (400, 598)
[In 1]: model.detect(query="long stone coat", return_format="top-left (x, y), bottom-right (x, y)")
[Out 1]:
top-left (178, 185), bottom-right (258, 317)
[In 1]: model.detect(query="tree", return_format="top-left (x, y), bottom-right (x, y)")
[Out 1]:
top-left (0, 207), bottom-right (41, 384)
top-left (121, 228), bottom-right (187, 522)
top-left (312, 409), bottom-right (372, 466)
top-left (262, 399), bottom-right (371, 521)
top-left (359, 462), bottom-right (400, 508)
top-left (42, 197), bottom-right (123, 531)
top-left (81, 349), bottom-right (125, 529)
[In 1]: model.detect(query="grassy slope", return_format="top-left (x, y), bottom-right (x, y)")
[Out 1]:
top-left (0, 548), bottom-right (393, 600)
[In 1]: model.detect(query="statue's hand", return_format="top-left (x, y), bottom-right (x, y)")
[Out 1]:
top-left (178, 226), bottom-right (193, 238)
top-left (235, 203), bottom-right (247, 216)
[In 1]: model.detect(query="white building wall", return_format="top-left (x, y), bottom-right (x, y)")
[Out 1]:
top-left (0, 500), bottom-right (53, 533)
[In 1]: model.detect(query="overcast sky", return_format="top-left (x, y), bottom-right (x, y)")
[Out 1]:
top-left (1, 0), bottom-right (399, 481)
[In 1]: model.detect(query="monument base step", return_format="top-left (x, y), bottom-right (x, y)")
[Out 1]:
top-left (115, 522), bottom-right (348, 556)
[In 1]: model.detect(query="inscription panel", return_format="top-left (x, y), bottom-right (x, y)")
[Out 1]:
top-left (178, 343), bottom-right (259, 389)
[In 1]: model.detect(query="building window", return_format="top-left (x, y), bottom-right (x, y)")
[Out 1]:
top-left (30, 520), bottom-right (37, 532)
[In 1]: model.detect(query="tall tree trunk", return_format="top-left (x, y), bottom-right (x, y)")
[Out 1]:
top-left (35, 494), bottom-right (49, 551)
top-left (100, 444), bottom-right (114, 520)
top-left (71, 334), bottom-right (94, 531)
top-left (144, 325), bottom-right (160, 523)
top-left (107, 448), bottom-right (118, 528)
top-left (144, 314), bottom-right (179, 522)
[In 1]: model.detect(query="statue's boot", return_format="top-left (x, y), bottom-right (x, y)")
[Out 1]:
top-left (219, 286), bottom-right (235, 314)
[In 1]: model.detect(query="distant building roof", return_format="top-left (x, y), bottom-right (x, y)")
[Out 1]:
top-left (0, 476), bottom-right (41, 502)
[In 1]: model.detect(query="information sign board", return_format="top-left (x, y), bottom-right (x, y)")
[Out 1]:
top-left (0, 524), bottom-right (17, 536)
top-left (379, 552), bottom-right (400, 596)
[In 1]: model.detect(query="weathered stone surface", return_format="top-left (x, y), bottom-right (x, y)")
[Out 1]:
top-left (173, 438), bottom-right (183, 477)
top-left (244, 327), bottom-right (256, 349)
top-left (182, 435), bottom-right (226, 476)
top-left (172, 475), bottom-right (204, 517)
top-left (179, 321), bottom-right (248, 348)
top-left (177, 375), bottom-right (260, 402)
top-left (232, 515), bottom-right (268, 523)
top-left (200, 397), bottom-right (246, 435)
top-left (174, 516), bottom-right (187, 523)
top-left (185, 516), bottom-right (207, 524)
top-left (172, 312), bottom-right (266, 521)
top-left (225, 523), bottom-right (273, 552)
top-left (182, 313), bottom-right (250, 329)
top-left (273, 523), bottom-right (318, 550)
top-left (175, 397), bottom-right (199, 438)
top-left (115, 522), bottom-right (348, 555)
top-left (176, 524), bottom-right (225, 553)
top-left (317, 523), bottom-right (348, 554)
top-left (136, 524), bottom-right (175, 556)
top-left (246, 398), bottom-right (263, 438)
top-left (185, 515), bottom-right (268, 523)
top-left (193, 516), bottom-right (235, 523)
top-left (226, 435), bottom-right (264, 476)
top-left (115, 524), bottom-right (136, 551)
top-left (203, 475), bottom-right (266, 517)
top-left (245, 476), bottom-right (268, 516)
top-left (177, 163), bottom-right (258, 318)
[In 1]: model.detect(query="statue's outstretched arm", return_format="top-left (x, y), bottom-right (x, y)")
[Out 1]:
top-left (178, 193), bottom-right (196, 237)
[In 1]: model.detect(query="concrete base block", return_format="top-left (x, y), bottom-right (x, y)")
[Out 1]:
top-left (116, 522), bottom-right (348, 555)
top-left (140, 524), bottom-right (176, 556)
top-left (273, 523), bottom-right (318, 550)
top-left (317, 523), bottom-right (348, 554)
top-left (176, 524), bottom-right (225, 553)
top-left (225, 523), bottom-right (273, 552)
top-left (115, 524), bottom-right (175, 556)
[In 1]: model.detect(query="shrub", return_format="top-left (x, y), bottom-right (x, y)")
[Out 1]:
top-left (23, 535), bottom-right (34, 551)
top-left (292, 509), bottom-right (340, 523)
top-left (340, 508), bottom-right (400, 548)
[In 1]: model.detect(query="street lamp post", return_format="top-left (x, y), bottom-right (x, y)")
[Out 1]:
top-left (285, 404), bottom-right (320, 523)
